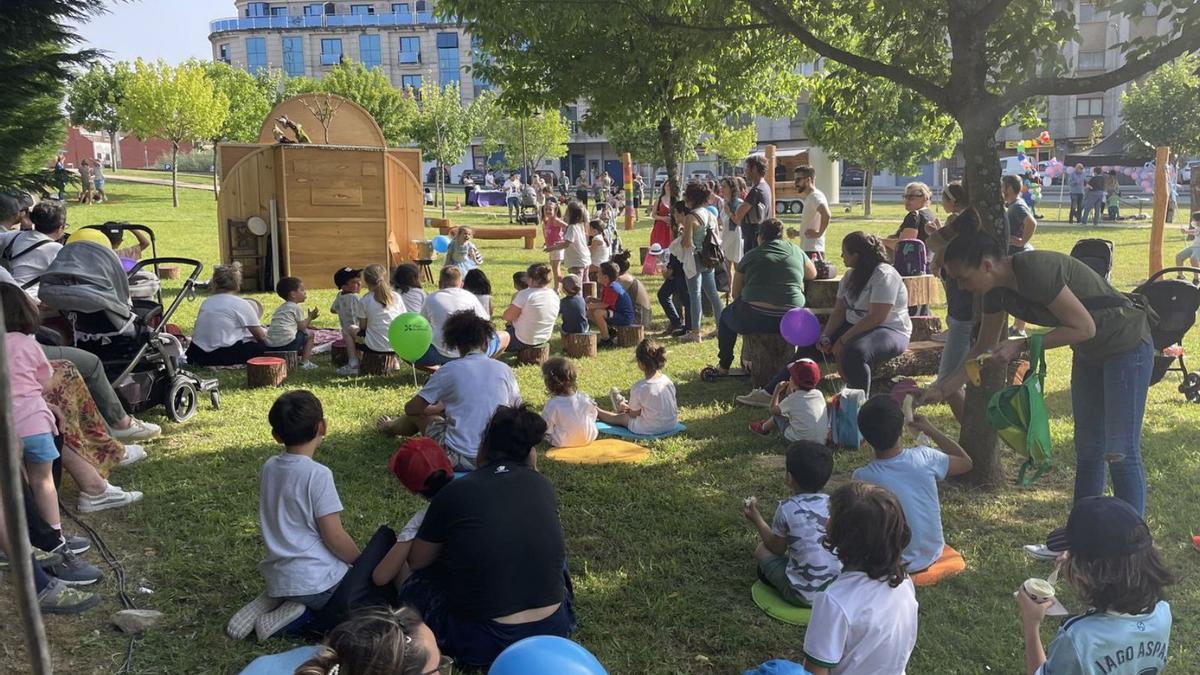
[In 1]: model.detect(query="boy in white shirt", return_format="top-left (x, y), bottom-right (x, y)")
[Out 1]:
top-left (329, 267), bottom-right (363, 376)
top-left (265, 276), bottom-right (319, 370)
top-left (749, 358), bottom-right (829, 443)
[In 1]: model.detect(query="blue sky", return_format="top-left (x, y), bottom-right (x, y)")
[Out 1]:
top-left (75, 0), bottom-right (231, 64)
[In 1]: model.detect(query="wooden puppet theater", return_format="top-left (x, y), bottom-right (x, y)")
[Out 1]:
top-left (216, 93), bottom-right (424, 291)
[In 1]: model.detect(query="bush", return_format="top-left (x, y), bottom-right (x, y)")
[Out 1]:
top-left (155, 148), bottom-right (214, 173)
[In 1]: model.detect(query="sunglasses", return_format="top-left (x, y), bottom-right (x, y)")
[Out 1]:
top-left (903, 193), bottom-right (924, 199)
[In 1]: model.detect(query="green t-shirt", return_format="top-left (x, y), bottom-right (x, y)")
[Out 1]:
top-left (982, 250), bottom-right (1151, 360)
top-left (737, 239), bottom-right (808, 308)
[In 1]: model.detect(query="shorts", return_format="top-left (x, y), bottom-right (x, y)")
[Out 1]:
top-left (22, 433), bottom-right (60, 464)
top-left (267, 330), bottom-right (308, 353)
top-left (1177, 244), bottom-right (1200, 262)
top-left (504, 325), bottom-right (538, 352)
top-left (756, 555), bottom-right (811, 608)
top-left (423, 418), bottom-right (477, 471)
top-left (606, 310), bottom-right (633, 328)
top-left (548, 248), bottom-right (565, 262)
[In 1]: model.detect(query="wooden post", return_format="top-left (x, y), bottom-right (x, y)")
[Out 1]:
top-left (766, 144), bottom-right (777, 218)
top-left (157, 264), bottom-right (180, 280)
top-left (247, 356), bottom-right (288, 387)
top-left (623, 152), bottom-right (634, 230)
top-left (564, 332), bottom-right (598, 358)
top-left (1150, 145), bottom-right (1170, 277)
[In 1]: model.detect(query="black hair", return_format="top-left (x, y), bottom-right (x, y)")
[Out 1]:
top-left (269, 390), bottom-right (324, 447)
top-left (588, 219), bottom-right (608, 244)
top-left (526, 262), bottom-right (551, 287)
top-left (275, 276), bottom-right (302, 300)
top-left (671, 199), bottom-right (689, 217)
top-left (1001, 174), bottom-right (1022, 195)
top-left (635, 338), bottom-right (667, 373)
top-left (841, 231), bottom-right (888, 298)
top-left (463, 268), bottom-right (491, 296)
top-left (745, 155), bottom-right (766, 175)
top-left (30, 200), bottom-right (66, 235)
top-left (512, 271), bottom-right (529, 290)
top-left (857, 394), bottom-right (904, 453)
top-left (942, 228), bottom-right (1006, 269)
top-left (1191, 210), bottom-right (1200, 222)
top-left (420, 470), bottom-right (453, 500)
top-left (823, 481), bottom-right (911, 587)
top-left (683, 181), bottom-right (711, 208)
top-left (598, 261), bottom-right (619, 284)
top-left (102, 223), bottom-right (124, 247)
top-left (611, 250), bottom-right (632, 275)
top-left (0, 283), bottom-right (40, 334)
top-left (785, 441), bottom-right (834, 493)
top-left (759, 218), bottom-right (784, 242)
top-left (392, 263), bottom-right (420, 292)
top-left (441, 309), bottom-right (495, 356)
top-left (479, 404), bottom-right (547, 465)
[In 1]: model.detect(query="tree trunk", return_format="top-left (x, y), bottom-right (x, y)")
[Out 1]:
top-left (438, 163), bottom-right (446, 218)
top-left (109, 130), bottom-right (121, 172)
top-left (170, 141), bottom-right (179, 208)
top-left (657, 115), bottom-right (681, 229)
top-left (863, 165), bottom-right (874, 217)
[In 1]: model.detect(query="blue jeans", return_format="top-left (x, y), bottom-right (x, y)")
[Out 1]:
top-left (658, 272), bottom-right (688, 330)
top-left (506, 195), bottom-right (519, 219)
top-left (685, 267), bottom-right (723, 331)
top-left (1070, 339), bottom-right (1152, 515)
top-left (1082, 191), bottom-right (1105, 226)
top-left (936, 317), bottom-right (974, 382)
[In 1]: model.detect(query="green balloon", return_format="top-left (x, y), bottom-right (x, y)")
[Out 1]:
top-left (388, 313), bottom-right (433, 361)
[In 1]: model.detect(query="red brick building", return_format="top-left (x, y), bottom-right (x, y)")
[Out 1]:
top-left (61, 125), bottom-right (193, 170)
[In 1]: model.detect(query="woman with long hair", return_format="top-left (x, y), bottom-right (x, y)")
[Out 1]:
top-left (677, 182), bottom-right (724, 341)
top-left (648, 180), bottom-right (673, 250)
top-left (719, 176), bottom-right (744, 288)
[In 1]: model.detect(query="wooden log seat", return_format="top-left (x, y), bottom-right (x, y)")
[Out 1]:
top-left (435, 222), bottom-right (537, 249)
top-left (870, 341), bottom-right (944, 382)
top-left (616, 324), bottom-right (645, 348)
top-left (563, 332), bottom-right (598, 358)
top-left (247, 356), bottom-right (287, 388)
top-left (361, 350), bottom-right (400, 376)
top-left (805, 274), bottom-right (942, 310)
top-left (741, 333), bottom-right (798, 390)
top-left (264, 350), bottom-right (299, 369)
top-left (517, 343), bottom-right (550, 365)
top-left (330, 339), bottom-right (349, 367)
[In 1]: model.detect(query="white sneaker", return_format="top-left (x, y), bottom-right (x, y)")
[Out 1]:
top-left (109, 417), bottom-right (161, 442)
top-left (255, 600), bottom-right (306, 641)
top-left (609, 386), bottom-right (627, 410)
top-left (77, 482), bottom-right (143, 513)
top-left (118, 445), bottom-right (146, 466)
top-left (335, 363), bottom-right (359, 376)
top-left (735, 389), bottom-right (772, 407)
top-left (1023, 544), bottom-right (1059, 561)
top-left (299, 361), bottom-right (319, 370)
top-left (227, 592), bottom-right (282, 640)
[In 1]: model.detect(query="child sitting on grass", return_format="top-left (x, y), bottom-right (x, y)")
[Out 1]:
top-left (391, 263), bottom-right (427, 314)
top-left (1017, 496), bottom-right (1173, 675)
top-left (265, 276), bottom-right (319, 370)
top-left (749, 358), bottom-right (829, 443)
top-left (804, 481), bottom-right (918, 675)
top-left (852, 396), bottom-right (972, 573)
top-left (329, 267), bottom-right (362, 376)
top-left (443, 226), bottom-right (483, 274)
top-left (559, 273), bottom-right (589, 335)
top-left (741, 440), bottom-right (841, 607)
top-left (228, 390), bottom-right (359, 641)
top-left (598, 338), bottom-right (677, 435)
top-left (464, 268), bottom-right (493, 317)
top-left (372, 438), bottom-right (455, 589)
top-left (540, 357), bottom-right (598, 448)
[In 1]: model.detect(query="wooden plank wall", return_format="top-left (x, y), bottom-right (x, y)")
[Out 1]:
top-left (385, 149), bottom-right (425, 267)
top-left (216, 145), bottom-right (276, 279)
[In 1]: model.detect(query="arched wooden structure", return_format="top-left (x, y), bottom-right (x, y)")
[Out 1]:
top-left (217, 93), bottom-right (424, 290)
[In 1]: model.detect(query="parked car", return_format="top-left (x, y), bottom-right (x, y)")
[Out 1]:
top-left (426, 166), bottom-right (451, 184)
top-left (1182, 161), bottom-right (1198, 185)
top-left (689, 169), bottom-right (716, 182)
top-left (653, 172), bottom-right (668, 189)
top-left (459, 169), bottom-right (485, 185)
top-left (534, 169), bottom-right (559, 186)
top-left (841, 166), bottom-right (864, 186)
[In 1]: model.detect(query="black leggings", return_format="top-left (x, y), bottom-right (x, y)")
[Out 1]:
top-left (185, 340), bottom-right (266, 367)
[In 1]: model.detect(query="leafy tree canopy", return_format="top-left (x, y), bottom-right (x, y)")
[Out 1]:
top-left (479, 98), bottom-right (570, 174)
top-left (280, 62), bottom-right (417, 145)
top-left (203, 61), bottom-right (275, 144)
top-left (1121, 54), bottom-right (1200, 159)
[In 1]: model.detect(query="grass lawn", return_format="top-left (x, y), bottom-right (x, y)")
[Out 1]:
top-left (4, 181), bottom-right (1198, 674)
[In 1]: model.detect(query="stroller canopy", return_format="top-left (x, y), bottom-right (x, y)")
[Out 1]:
top-left (39, 240), bottom-right (133, 330)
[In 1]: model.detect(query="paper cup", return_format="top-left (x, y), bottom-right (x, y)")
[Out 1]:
top-left (1023, 578), bottom-right (1055, 603)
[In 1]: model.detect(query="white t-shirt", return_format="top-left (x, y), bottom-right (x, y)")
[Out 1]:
top-left (474, 293), bottom-right (492, 318)
top-left (511, 286), bottom-right (560, 346)
top-left (417, 353), bottom-right (521, 458)
top-left (266, 301), bottom-right (305, 348)
top-left (800, 188), bottom-right (830, 252)
top-left (257, 453), bottom-right (350, 598)
top-left (504, 178), bottom-right (521, 198)
top-left (420, 287), bottom-right (488, 358)
top-left (589, 233), bottom-right (611, 264)
top-left (400, 287), bottom-right (426, 314)
top-left (771, 493), bottom-right (842, 602)
top-left (778, 388), bottom-right (829, 443)
top-left (329, 292), bottom-right (361, 333)
top-left (627, 372), bottom-right (678, 435)
top-left (0, 230), bottom-right (62, 297)
top-left (0, 266), bottom-right (15, 286)
top-left (356, 290), bottom-right (405, 353)
top-left (803, 571), bottom-right (919, 675)
top-left (837, 264), bottom-right (912, 337)
top-left (562, 223), bottom-right (591, 270)
top-left (541, 392), bottom-right (598, 448)
top-left (191, 293), bottom-right (262, 352)
top-left (397, 507), bottom-right (427, 543)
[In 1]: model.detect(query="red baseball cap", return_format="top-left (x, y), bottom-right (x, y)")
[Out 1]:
top-left (788, 358), bottom-right (821, 390)
top-left (388, 437), bottom-right (453, 494)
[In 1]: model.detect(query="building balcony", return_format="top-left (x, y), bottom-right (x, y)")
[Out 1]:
top-left (210, 11), bottom-right (437, 34)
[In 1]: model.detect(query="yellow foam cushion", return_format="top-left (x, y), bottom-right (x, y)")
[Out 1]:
top-left (911, 544), bottom-right (966, 587)
top-left (546, 438), bottom-right (650, 464)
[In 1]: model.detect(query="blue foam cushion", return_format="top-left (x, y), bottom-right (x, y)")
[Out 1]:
top-left (595, 421), bottom-right (686, 440)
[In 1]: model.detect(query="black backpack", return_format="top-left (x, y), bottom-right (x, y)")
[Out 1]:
top-left (698, 214), bottom-right (725, 269)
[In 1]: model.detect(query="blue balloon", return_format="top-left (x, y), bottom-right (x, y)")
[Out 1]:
top-left (488, 636), bottom-right (607, 675)
top-left (432, 234), bottom-right (451, 253)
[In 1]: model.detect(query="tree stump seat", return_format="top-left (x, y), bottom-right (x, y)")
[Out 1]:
top-left (361, 350), bottom-right (400, 376)
top-left (517, 343), bottom-right (550, 365)
top-left (616, 324), bottom-right (645, 348)
top-left (741, 333), bottom-right (797, 390)
top-left (563, 332), bottom-right (598, 358)
top-left (331, 340), bottom-right (349, 367)
top-left (264, 350), bottom-right (299, 369)
top-left (909, 316), bottom-right (944, 342)
top-left (247, 356), bottom-right (287, 388)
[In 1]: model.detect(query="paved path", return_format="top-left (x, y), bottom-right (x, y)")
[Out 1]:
top-left (105, 174), bottom-right (215, 191)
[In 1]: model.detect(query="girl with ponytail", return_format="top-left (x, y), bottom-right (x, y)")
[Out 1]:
top-left (358, 263), bottom-right (406, 355)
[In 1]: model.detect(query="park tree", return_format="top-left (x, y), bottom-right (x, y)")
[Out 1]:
top-left (281, 62), bottom-right (417, 146)
top-left (704, 122), bottom-right (759, 176)
top-left (203, 60), bottom-right (275, 194)
top-left (67, 62), bottom-right (131, 172)
top-left (123, 59), bottom-right (228, 207)
top-left (604, 119), bottom-right (700, 177)
top-left (408, 78), bottom-right (485, 216)
top-left (728, 0), bottom-right (1200, 486)
top-left (1121, 54), bottom-right (1200, 164)
top-left (804, 67), bottom-right (958, 216)
top-left (480, 101), bottom-right (570, 180)
top-left (440, 0), bottom-right (803, 200)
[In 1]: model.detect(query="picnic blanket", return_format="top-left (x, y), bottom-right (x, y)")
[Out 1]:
top-left (546, 438), bottom-right (650, 464)
top-left (595, 421), bottom-right (686, 441)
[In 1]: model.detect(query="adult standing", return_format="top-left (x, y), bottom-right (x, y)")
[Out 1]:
top-left (677, 185), bottom-right (724, 342)
top-left (185, 263), bottom-right (267, 366)
top-left (0, 200), bottom-right (66, 298)
top-left (613, 251), bottom-right (653, 327)
top-left (78, 159), bottom-right (94, 204)
top-left (1067, 163), bottom-right (1087, 224)
top-left (718, 177), bottom-right (744, 287)
top-left (1003, 174), bottom-right (1038, 338)
top-left (1082, 167), bottom-right (1106, 226)
top-left (633, 174), bottom-right (645, 209)
top-left (53, 154), bottom-right (68, 200)
top-left (926, 231), bottom-right (1154, 535)
top-left (503, 172), bottom-right (522, 223)
top-left (501, 263), bottom-right (560, 351)
top-left (484, 169), bottom-right (496, 189)
top-left (713, 219), bottom-right (816, 385)
top-left (574, 170), bottom-right (590, 206)
top-left (925, 182), bottom-right (980, 420)
top-left (794, 165), bottom-right (832, 257)
top-left (648, 181), bottom-right (673, 250)
top-left (734, 156), bottom-right (770, 255)
top-left (92, 161), bottom-right (106, 203)
top-left (400, 404), bottom-right (573, 667)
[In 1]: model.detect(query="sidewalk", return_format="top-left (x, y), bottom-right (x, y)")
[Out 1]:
top-left (105, 174), bottom-right (215, 192)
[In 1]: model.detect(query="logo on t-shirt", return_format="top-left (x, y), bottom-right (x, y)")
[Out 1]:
top-left (494, 465), bottom-right (509, 474)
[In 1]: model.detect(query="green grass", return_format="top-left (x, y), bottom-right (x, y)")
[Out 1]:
top-left (4, 181), bottom-right (1198, 674)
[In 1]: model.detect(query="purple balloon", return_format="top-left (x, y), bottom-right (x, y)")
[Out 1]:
top-left (780, 308), bottom-right (822, 347)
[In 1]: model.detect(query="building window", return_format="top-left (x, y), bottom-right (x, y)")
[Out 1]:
top-left (324, 2), bottom-right (336, 14)
top-left (1076, 97), bottom-right (1104, 117)
top-left (350, 4), bottom-right (374, 14)
top-left (437, 32), bottom-right (460, 87)
top-left (246, 37), bottom-right (268, 74)
top-left (1078, 3), bottom-right (1108, 23)
top-left (270, 6), bottom-right (289, 16)
top-left (218, 44), bottom-right (230, 64)
top-left (245, 2), bottom-right (269, 17)
top-left (392, 2), bottom-right (410, 12)
top-left (359, 34), bottom-right (381, 69)
top-left (402, 74), bottom-right (422, 97)
top-left (304, 4), bottom-right (323, 15)
top-left (1077, 50), bottom-right (1105, 70)
top-left (321, 38), bottom-right (343, 66)
top-left (399, 36), bottom-right (420, 63)
top-left (416, 1), bottom-right (427, 10)
top-left (282, 37), bottom-right (305, 77)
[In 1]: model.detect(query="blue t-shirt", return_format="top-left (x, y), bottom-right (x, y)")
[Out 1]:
top-left (239, 645), bottom-right (321, 674)
top-left (852, 446), bottom-right (950, 572)
top-left (603, 280), bottom-right (635, 327)
top-left (560, 294), bottom-right (589, 334)
top-left (1039, 601), bottom-right (1171, 675)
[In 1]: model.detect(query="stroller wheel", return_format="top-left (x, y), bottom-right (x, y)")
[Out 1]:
top-left (166, 376), bottom-right (198, 422)
top-left (209, 389), bottom-right (221, 411)
top-left (1180, 372), bottom-right (1200, 396)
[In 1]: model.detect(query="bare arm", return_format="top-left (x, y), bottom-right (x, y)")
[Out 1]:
top-left (803, 255), bottom-right (817, 280)
top-left (248, 325), bottom-right (268, 343)
top-left (316, 513), bottom-right (359, 563)
top-left (768, 382), bottom-right (788, 415)
top-left (733, 200), bottom-right (751, 226)
top-left (814, 203), bottom-right (832, 236)
top-left (911, 415), bottom-right (972, 476)
top-left (502, 304), bottom-right (522, 323)
top-left (132, 229), bottom-right (151, 251)
top-left (407, 538), bottom-right (443, 571)
top-left (1011, 214), bottom-right (1038, 247)
top-left (372, 540), bottom-right (413, 586)
top-left (741, 498), bottom-right (788, 556)
top-left (835, 301), bottom-right (890, 346)
top-left (807, 665), bottom-right (830, 675)
top-left (404, 394), bottom-right (431, 418)
top-left (821, 297), bottom-right (848, 340)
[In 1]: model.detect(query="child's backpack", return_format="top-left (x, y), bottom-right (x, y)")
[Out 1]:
top-left (829, 387), bottom-right (866, 448)
top-left (893, 239), bottom-right (928, 277)
top-left (987, 333), bottom-right (1051, 486)
top-left (807, 251), bottom-right (838, 280)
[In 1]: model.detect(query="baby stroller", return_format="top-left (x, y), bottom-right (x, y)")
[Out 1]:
top-left (1133, 267), bottom-right (1200, 402)
top-left (1069, 238), bottom-right (1114, 280)
top-left (38, 227), bottom-right (219, 422)
top-left (516, 185), bottom-right (540, 224)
